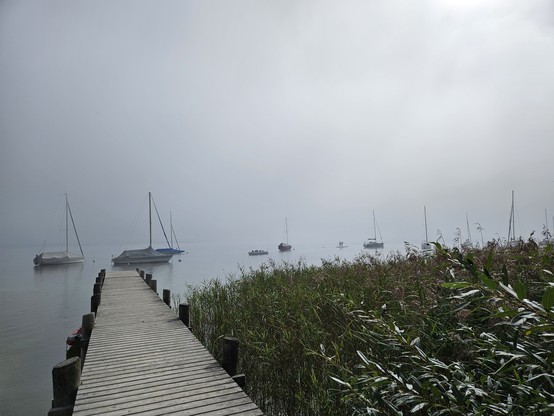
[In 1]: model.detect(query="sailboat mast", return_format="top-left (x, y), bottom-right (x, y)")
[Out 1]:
top-left (512, 191), bottom-right (516, 240)
top-left (285, 217), bottom-right (289, 244)
top-left (170, 211), bottom-right (173, 247)
top-left (545, 209), bottom-right (549, 240)
top-left (373, 210), bottom-right (377, 239)
top-left (424, 206), bottom-right (428, 243)
top-left (65, 193), bottom-right (69, 252)
top-left (466, 213), bottom-right (472, 243)
top-left (67, 197), bottom-right (84, 256)
top-left (149, 192), bottom-right (152, 247)
top-left (508, 191), bottom-right (514, 241)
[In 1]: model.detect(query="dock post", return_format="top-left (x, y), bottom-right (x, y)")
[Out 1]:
top-left (48, 357), bottom-right (80, 416)
top-left (93, 282), bottom-right (102, 295)
top-left (80, 313), bottom-right (95, 366)
top-left (179, 303), bottom-right (190, 329)
top-left (140, 270), bottom-right (145, 279)
top-left (222, 337), bottom-right (239, 377)
top-left (150, 279), bottom-right (157, 293)
top-left (163, 289), bottom-right (171, 306)
top-left (91, 293), bottom-right (101, 314)
top-left (145, 273), bottom-right (152, 285)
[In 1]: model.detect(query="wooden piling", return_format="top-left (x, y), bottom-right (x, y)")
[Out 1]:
top-left (179, 303), bottom-right (190, 329)
top-left (149, 279), bottom-right (157, 293)
top-left (139, 270), bottom-right (145, 279)
top-left (162, 289), bottom-right (171, 306)
top-left (93, 282), bottom-right (102, 295)
top-left (222, 336), bottom-right (239, 377)
top-left (48, 357), bottom-right (80, 415)
top-left (232, 374), bottom-right (246, 389)
top-left (90, 293), bottom-right (101, 314)
top-left (145, 273), bottom-right (152, 285)
top-left (80, 313), bottom-right (95, 365)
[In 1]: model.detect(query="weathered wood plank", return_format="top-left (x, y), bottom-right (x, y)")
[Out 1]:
top-left (72, 270), bottom-right (263, 415)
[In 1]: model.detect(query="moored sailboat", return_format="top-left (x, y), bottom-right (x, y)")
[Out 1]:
top-left (506, 190), bottom-right (518, 247)
top-left (278, 217), bottom-right (292, 252)
top-left (156, 211), bottom-right (185, 254)
top-left (421, 206), bottom-right (433, 252)
top-left (34, 194), bottom-right (84, 266)
top-left (112, 193), bottom-right (173, 265)
top-left (363, 210), bottom-right (384, 249)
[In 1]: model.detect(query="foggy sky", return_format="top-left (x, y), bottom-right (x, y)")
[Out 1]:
top-left (1, 0), bottom-right (553, 251)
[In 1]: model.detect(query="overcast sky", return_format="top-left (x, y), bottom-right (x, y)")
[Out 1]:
top-left (1, 0), bottom-right (553, 251)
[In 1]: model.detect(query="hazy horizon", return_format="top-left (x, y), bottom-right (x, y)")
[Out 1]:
top-left (2, 1), bottom-right (553, 250)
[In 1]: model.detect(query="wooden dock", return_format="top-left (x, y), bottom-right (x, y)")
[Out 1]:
top-left (71, 270), bottom-right (263, 416)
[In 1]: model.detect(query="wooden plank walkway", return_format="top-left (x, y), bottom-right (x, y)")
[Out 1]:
top-left (72, 271), bottom-right (263, 416)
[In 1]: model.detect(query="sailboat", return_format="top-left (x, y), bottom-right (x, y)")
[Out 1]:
top-left (278, 217), bottom-right (292, 252)
top-left (463, 213), bottom-right (473, 248)
top-left (156, 211), bottom-right (185, 254)
top-left (363, 210), bottom-right (384, 249)
top-left (421, 206), bottom-right (433, 251)
top-left (112, 192), bottom-right (173, 265)
top-left (507, 190), bottom-right (518, 247)
top-left (34, 194), bottom-right (84, 266)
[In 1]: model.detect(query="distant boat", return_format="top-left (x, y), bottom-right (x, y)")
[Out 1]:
top-left (278, 217), bottom-right (292, 252)
top-left (156, 211), bottom-right (184, 254)
top-left (421, 206), bottom-right (433, 252)
top-left (363, 210), bottom-right (384, 249)
top-left (337, 241), bottom-right (347, 249)
top-left (463, 212), bottom-right (474, 248)
top-left (248, 249), bottom-right (268, 255)
top-left (506, 190), bottom-right (518, 247)
top-left (112, 192), bottom-right (173, 265)
top-left (34, 194), bottom-right (84, 266)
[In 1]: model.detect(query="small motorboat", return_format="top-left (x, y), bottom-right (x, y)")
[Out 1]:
top-left (248, 249), bottom-right (268, 255)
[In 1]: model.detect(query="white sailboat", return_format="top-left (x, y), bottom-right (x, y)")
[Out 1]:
top-left (421, 206), bottom-right (433, 251)
top-left (278, 217), bottom-right (292, 252)
top-left (363, 210), bottom-right (384, 249)
top-left (34, 194), bottom-right (84, 266)
top-left (463, 212), bottom-right (473, 248)
top-left (507, 190), bottom-right (518, 247)
top-left (112, 192), bottom-right (173, 265)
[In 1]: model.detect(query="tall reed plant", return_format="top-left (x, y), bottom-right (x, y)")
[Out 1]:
top-left (183, 241), bottom-right (553, 415)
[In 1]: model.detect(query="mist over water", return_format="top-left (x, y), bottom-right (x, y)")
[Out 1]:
top-left (1, 0), bottom-right (553, 414)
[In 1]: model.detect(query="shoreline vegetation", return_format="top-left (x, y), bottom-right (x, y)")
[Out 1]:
top-left (177, 239), bottom-right (554, 415)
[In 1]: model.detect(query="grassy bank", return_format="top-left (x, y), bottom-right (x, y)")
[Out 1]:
top-left (181, 240), bottom-right (554, 415)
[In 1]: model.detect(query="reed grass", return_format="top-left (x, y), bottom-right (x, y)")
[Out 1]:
top-left (182, 240), bottom-right (554, 415)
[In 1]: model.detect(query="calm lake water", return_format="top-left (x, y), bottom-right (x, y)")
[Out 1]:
top-left (0, 240), bottom-right (406, 415)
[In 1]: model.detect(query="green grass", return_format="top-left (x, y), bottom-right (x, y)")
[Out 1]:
top-left (179, 240), bottom-right (554, 415)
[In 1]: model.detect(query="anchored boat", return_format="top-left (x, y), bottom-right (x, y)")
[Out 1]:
top-left (112, 192), bottom-right (173, 265)
top-left (34, 194), bottom-right (84, 266)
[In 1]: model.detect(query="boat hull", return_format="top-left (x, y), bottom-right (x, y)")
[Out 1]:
top-left (249, 250), bottom-right (268, 255)
top-left (363, 242), bottom-right (384, 249)
top-left (112, 246), bottom-right (173, 265)
top-left (34, 251), bottom-right (84, 266)
top-left (278, 243), bottom-right (292, 252)
top-left (156, 248), bottom-right (185, 254)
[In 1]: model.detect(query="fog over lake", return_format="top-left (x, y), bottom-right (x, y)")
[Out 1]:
top-left (1, 0), bottom-right (553, 252)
